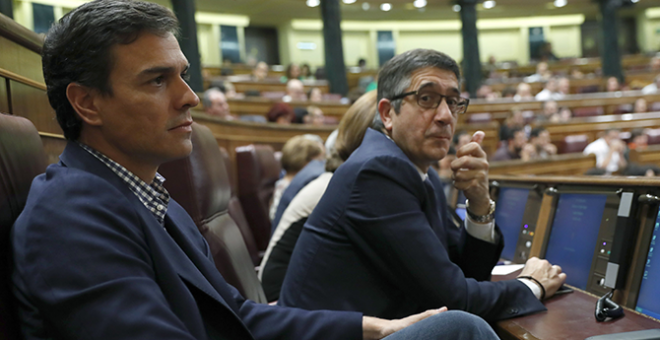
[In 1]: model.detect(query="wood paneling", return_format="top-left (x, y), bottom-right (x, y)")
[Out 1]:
top-left (0, 36), bottom-right (45, 85)
top-left (489, 153), bottom-right (596, 176)
top-left (224, 98), bottom-right (350, 118)
top-left (10, 81), bottom-right (61, 135)
top-left (629, 145), bottom-right (660, 167)
top-left (0, 76), bottom-right (8, 113)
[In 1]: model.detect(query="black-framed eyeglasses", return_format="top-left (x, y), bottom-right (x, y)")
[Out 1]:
top-left (389, 89), bottom-right (470, 115)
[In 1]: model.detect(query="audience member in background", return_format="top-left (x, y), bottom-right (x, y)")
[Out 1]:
top-left (475, 84), bottom-right (494, 100)
top-left (513, 82), bottom-right (534, 101)
top-left (557, 107), bottom-right (573, 122)
top-left (526, 61), bottom-right (551, 82)
top-left (267, 103), bottom-right (295, 124)
top-left (501, 86), bottom-right (516, 99)
top-left (253, 61), bottom-right (269, 81)
top-left (521, 127), bottom-right (557, 161)
top-left (202, 88), bottom-right (236, 120)
top-left (536, 100), bottom-right (559, 123)
top-left (583, 128), bottom-right (627, 174)
top-left (556, 77), bottom-right (570, 99)
top-left (283, 79), bottom-right (308, 102)
top-left (260, 91), bottom-right (378, 302)
top-left (304, 106), bottom-right (325, 126)
top-left (492, 127), bottom-right (527, 161)
top-left (269, 135), bottom-right (325, 221)
top-left (281, 63), bottom-right (302, 82)
top-left (606, 76), bottom-right (620, 92)
top-left (358, 58), bottom-right (367, 70)
top-left (539, 41), bottom-right (558, 61)
top-left (642, 75), bottom-right (660, 94)
top-left (627, 128), bottom-right (648, 151)
top-left (569, 67), bottom-right (584, 79)
top-left (483, 55), bottom-right (498, 78)
top-left (301, 63), bottom-right (313, 79)
top-left (535, 77), bottom-right (560, 101)
top-left (308, 87), bottom-right (323, 102)
top-left (634, 98), bottom-right (648, 113)
top-left (499, 109), bottom-right (524, 141)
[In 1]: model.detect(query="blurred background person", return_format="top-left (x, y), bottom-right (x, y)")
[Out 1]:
top-left (536, 100), bottom-right (559, 123)
top-left (526, 61), bottom-right (551, 82)
top-left (308, 87), bottom-right (323, 103)
top-left (281, 63), bottom-right (302, 82)
top-left (513, 82), bottom-right (534, 101)
top-left (269, 135), bottom-right (326, 221)
top-left (267, 103), bottom-right (295, 124)
top-left (535, 77), bottom-right (560, 101)
top-left (642, 75), bottom-right (660, 94)
top-left (300, 63), bottom-right (313, 80)
top-left (492, 127), bottom-right (527, 161)
top-left (500, 109), bottom-right (524, 141)
top-left (556, 77), bottom-right (570, 99)
top-left (303, 106), bottom-right (325, 126)
top-left (521, 127), bottom-right (557, 161)
top-left (202, 88), bottom-right (236, 120)
top-left (584, 129), bottom-right (627, 174)
top-left (557, 107), bottom-right (573, 122)
top-left (283, 79), bottom-right (308, 102)
top-left (634, 98), bottom-right (648, 113)
top-left (606, 76), bottom-right (621, 92)
top-left (252, 61), bottom-right (269, 81)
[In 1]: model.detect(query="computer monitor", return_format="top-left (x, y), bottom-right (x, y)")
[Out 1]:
top-left (544, 193), bottom-right (608, 290)
top-left (635, 209), bottom-right (660, 320)
top-left (495, 187), bottom-right (531, 261)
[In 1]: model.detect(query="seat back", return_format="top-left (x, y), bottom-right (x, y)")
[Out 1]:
top-left (560, 134), bottom-right (590, 154)
top-left (159, 123), bottom-right (266, 303)
top-left (235, 145), bottom-right (281, 251)
top-left (646, 129), bottom-right (660, 145)
top-left (0, 113), bottom-right (48, 340)
top-left (467, 112), bottom-right (492, 124)
top-left (219, 147), bottom-right (260, 265)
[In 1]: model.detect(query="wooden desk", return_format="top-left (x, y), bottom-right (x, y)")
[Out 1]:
top-left (489, 153), bottom-right (596, 176)
top-left (496, 287), bottom-right (660, 340)
top-left (205, 75), bottom-right (330, 94)
top-left (225, 97), bottom-right (350, 118)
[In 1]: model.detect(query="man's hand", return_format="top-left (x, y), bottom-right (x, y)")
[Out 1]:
top-left (451, 131), bottom-right (491, 216)
top-left (519, 257), bottom-right (567, 298)
top-left (362, 307), bottom-right (448, 340)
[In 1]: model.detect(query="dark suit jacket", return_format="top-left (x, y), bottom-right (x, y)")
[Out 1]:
top-left (11, 142), bottom-right (362, 340)
top-left (279, 129), bottom-right (545, 322)
top-left (271, 159), bottom-right (325, 234)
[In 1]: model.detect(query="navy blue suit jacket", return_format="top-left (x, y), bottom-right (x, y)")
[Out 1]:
top-left (271, 159), bottom-right (325, 234)
top-left (279, 129), bottom-right (545, 322)
top-left (11, 142), bottom-right (362, 340)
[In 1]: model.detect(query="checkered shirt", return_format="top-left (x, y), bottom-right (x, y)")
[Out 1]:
top-left (78, 143), bottom-right (170, 226)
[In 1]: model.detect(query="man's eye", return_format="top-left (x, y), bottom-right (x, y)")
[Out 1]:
top-left (446, 98), bottom-right (459, 106)
top-left (419, 94), bottom-right (434, 103)
top-left (152, 76), bottom-right (165, 85)
top-left (181, 73), bottom-right (191, 82)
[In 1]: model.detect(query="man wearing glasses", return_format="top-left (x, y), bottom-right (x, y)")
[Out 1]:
top-left (279, 49), bottom-right (566, 323)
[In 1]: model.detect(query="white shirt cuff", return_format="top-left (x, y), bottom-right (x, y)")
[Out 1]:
top-left (464, 215), bottom-right (496, 244)
top-left (518, 278), bottom-right (542, 300)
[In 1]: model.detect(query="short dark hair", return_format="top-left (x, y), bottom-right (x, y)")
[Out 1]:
top-left (507, 127), bottom-right (524, 141)
top-left (530, 127), bottom-right (547, 139)
top-left (377, 49), bottom-right (461, 113)
top-left (452, 130), bottom-right (468, 145)
top-left (42, 0), bottom-right (179, 140)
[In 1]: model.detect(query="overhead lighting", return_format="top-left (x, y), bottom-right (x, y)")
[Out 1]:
top-left (380, 3), bottom-right (392, 11)
top-left (306, 0), bottom-right (320, 7)
top-left (483, 0), bottom-right (496, 9)
top-left (362, 2), bottom-right (370, 10)
top-left (631, 0), bottom-right (639, 3)
top-left (343, 0), bottom-right (357, 3)
top-left (452, 4), bottom-right (461, 12)
top-left (413, 0), bottom-right (426, 8)
top-left (554, 0), bottom-right (567, 7)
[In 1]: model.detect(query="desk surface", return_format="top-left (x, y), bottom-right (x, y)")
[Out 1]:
top-left (492, 269), bottom-right (660, 340)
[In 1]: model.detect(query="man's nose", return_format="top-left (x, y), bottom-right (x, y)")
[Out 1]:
top-left (434, 98), bottom-right (454, 123)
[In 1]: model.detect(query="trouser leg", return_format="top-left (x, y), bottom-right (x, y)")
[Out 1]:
top-left (382, 310), bottom-right (500, 340)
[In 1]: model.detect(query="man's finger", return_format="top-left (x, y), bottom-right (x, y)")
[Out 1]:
top-left (471, 131), bottom-right (485, 145)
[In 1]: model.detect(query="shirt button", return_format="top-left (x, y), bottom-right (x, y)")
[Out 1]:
top-left (157, 204), bottom-right (164, 211)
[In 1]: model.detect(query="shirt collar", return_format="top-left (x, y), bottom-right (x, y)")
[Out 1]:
top-left (77, 142), bottom-right (170, 226)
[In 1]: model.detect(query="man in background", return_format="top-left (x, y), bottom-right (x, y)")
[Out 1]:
top-left (202, 88), bottom-right (236, 120)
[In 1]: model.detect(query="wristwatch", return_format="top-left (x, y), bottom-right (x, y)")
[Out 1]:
top-left (465, 199), bottom-right (496, 223)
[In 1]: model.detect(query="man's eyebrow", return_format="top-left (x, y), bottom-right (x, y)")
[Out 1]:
top-left (139, 63), bottom-right (190, 76)
top-left (419, 82), bottom-right (460, 95)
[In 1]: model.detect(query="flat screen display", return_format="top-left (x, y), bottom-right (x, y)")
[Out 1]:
top-left (635, 208), bottom-right (660, 320)
top-left (495, 187), bottom-right (530, 261)
top-left (544, 193), bottom-right (608, 290)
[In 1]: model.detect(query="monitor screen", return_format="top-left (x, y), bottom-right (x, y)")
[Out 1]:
top-left (544, 193), bottom-right (608, 290)
top-left (635, 209), bottom-right (660, 320)
top-left (495, 187), bottom-right (530, 261)
top-left (455, 206), bottom-right (467, 221)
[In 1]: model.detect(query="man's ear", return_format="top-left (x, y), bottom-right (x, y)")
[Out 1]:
top-left (66, 83), bottom-right (103, 127)
top-left (378, 98), bottom-right (394, 132)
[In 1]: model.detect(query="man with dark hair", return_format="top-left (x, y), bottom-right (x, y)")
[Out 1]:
top-left (521, 127), bottom-right (557, 161)
top-left (280, 48), bottom-right (566, 322)
top-left (492, 127), bottom-right (527, 161)
top-left (12, 2), bottom-right (497, 339)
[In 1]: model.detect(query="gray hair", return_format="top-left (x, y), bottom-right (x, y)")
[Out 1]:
top-left (377, 49), bottom-right (461, 113)
top-left (202, 88), bottom-right (222, 109)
